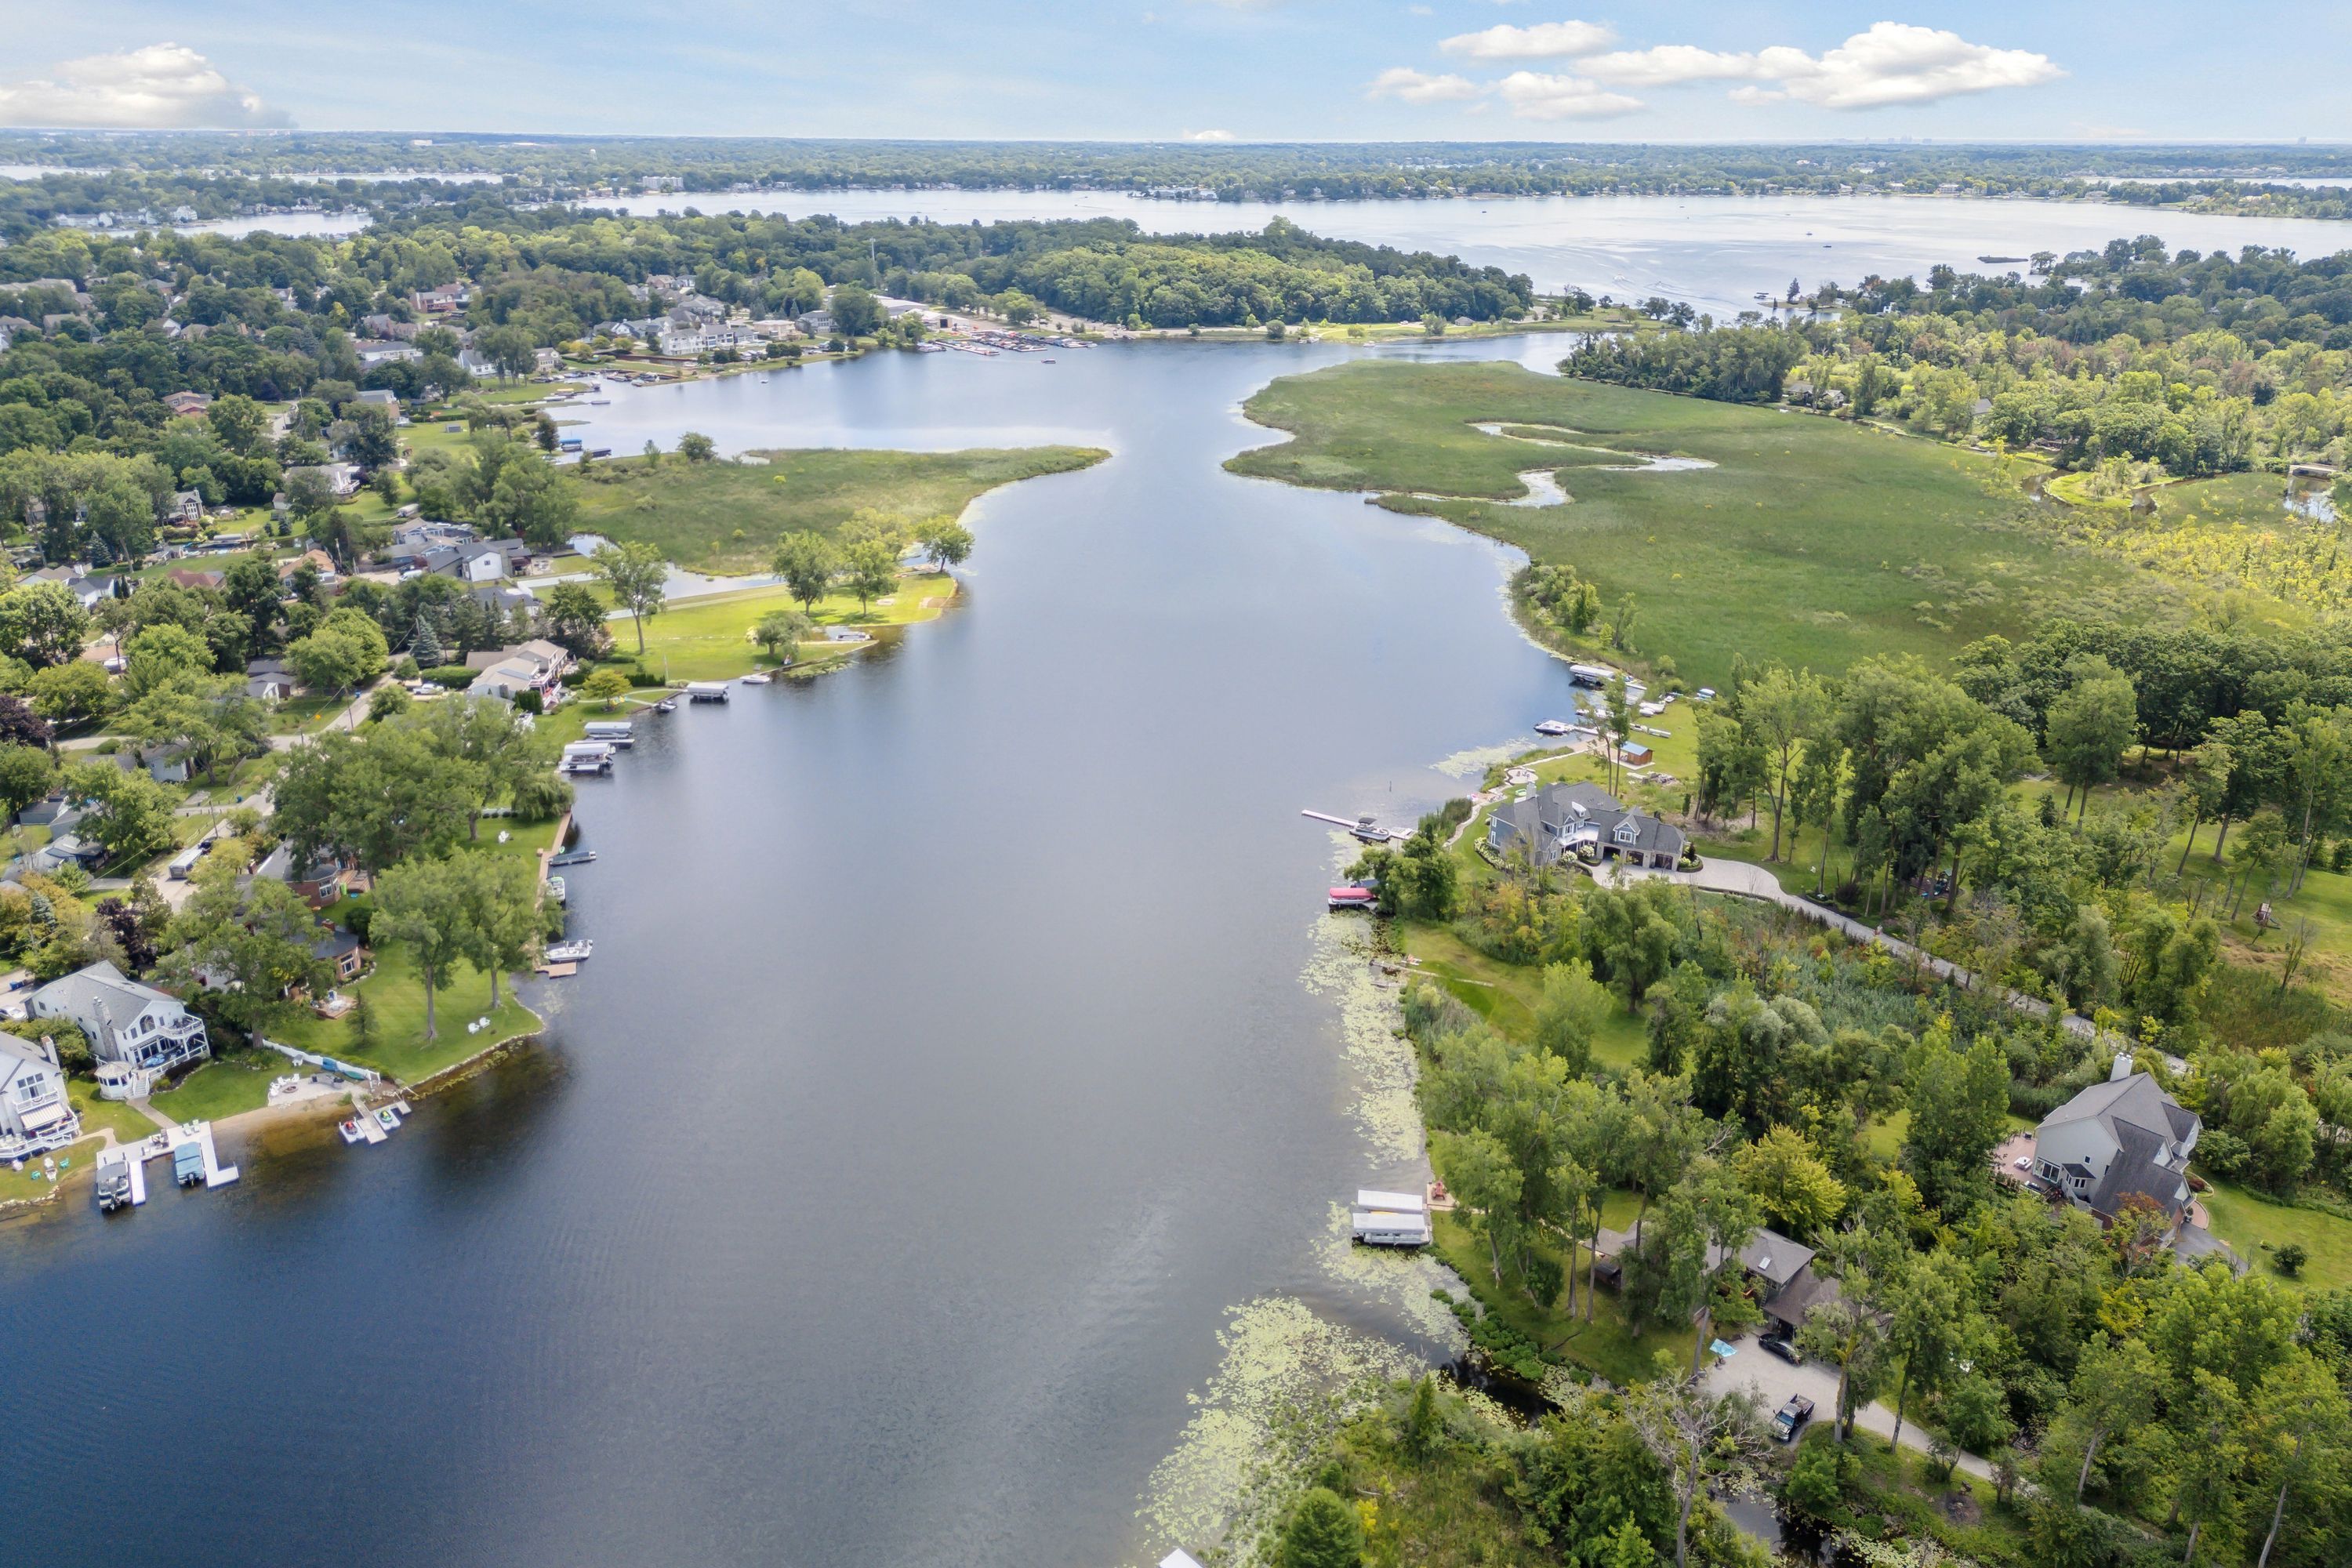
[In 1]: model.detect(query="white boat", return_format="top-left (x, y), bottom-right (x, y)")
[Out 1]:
top-left (545, 939), bottom-right (594, 963)
top-left (546, 876), bottom-right (567, 904)
top-left (742, 672), bottom-right (772, 685)
top-left (1534, 719), bottom-right (1576, 736)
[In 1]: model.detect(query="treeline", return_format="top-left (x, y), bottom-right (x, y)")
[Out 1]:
top-left (11, 132), bottom-right (2352, 211)
top-left (1561, 239), bottom-right (2352, 483)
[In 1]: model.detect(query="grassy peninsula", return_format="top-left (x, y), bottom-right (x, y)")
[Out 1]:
top-left (575, 445), bottom-right (1107, 572)
top-left (1227, 359), bottom-right (2182, 684)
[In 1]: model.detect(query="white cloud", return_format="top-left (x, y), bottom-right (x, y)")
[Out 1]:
top-left (1366, 67), bottom-right (1486, 104)
top-left (1495, 71), bottom-right (1643, 120)
top-left (1184, 128), bottom-right (1236, 141)
top-left (0, 43), bottom-right (288, 129)
top-left (1752, 23), bottom-right (2062, 110)
top-left (1439, 20), bottom-right (1616, 61)
top-left (1576, 44), bottom-right (1770, 88)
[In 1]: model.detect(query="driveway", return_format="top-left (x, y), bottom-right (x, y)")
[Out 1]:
top-left (1700, 1331), bottom-right (1994, 1481)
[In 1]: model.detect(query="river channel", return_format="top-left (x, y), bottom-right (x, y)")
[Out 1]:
top-left (1, 335), bottom-right (1589, 1568)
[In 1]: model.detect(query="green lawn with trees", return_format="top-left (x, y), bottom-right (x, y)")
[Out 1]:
top-left (572, 445), bottom-right (1105, 572)
top-left (1228, 359), bottom-right (2189, 687)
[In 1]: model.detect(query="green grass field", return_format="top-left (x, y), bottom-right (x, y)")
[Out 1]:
top-left (1227, 360), bottom-right (2189, 686)
top-left (2199, 1180), bottom-right (2352, 1291)
top-left (150, 1050), bottom-right (281, 1122)
top-left (573, 446), bottom-right (1107, 572)
top-left (605, 570), bottom-right (960, 682)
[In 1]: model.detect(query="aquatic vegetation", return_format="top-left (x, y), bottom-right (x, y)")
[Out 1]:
top-left (1298, 896), bottom-right (1424, 1164)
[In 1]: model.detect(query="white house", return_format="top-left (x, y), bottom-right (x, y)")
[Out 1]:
top-left (0, 1032), bottom-right (79, 1160)
top-left (2027, 1060), bottom-right (2201, 1234)
top-left (466, 639), bottom-right (572, 703)
top-left (31, 960), bottom-right (210, 1078)
top-left (353, 339), bottom-right (421, 367)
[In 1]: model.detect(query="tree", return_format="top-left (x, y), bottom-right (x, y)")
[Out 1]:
top-left (1532, 958), bottom-right (1610, 1073)
top-left (581, 667), bottom-right (631, 709)
top-left (1796, 1287), bottom-right (1887, 1445)
top-left (830, 285), bottom-right (886, 338)
top-left (122, 622), bottom-right (214, 700)
top-left (677, 432), bottom-right (717, 463)
top-left (285, 613), bottom-right (388, 695)
top-left (155, 866), bottom-right (332, 1035)
top-left (0, 694), bottom-right (53, 750)
top-left (2055, 1336), bottom-right (2161, 1503)
top-left (0, 743), bottom-right (55, 822)
top-left (753, 608), bottom-right (813, 663)
top-left (0, 582), bottom-right (92, 667)
top-left (920, 519), bottom-right (975, 570)
top-left (842, 538), bottom-right (899, 615)
top-left (1880, 1250), bottom-right (1971, 1454)
top-left (1277, 1486), bottom-right (1363, 1568)
top-left (592, 541), bottom-right (668, 655)
top-left (64, 761), bottom-right (176, 866)
top-left (370, 857), bottom-right (474, 1040)
top-left (541, 581), bottom-right (612, 660)
top-left (27, 660), bottom-right (113, 725)
top-left (1433, 1126), bottom-right (1522, 1284)
top-left (1733, 1125), bottom-right (1846, 1237)
top-left (1653, 1159), bottom-right (1762, 1373)
top-left (1900, 1026), bottom-right (2010, 1218)
top-left (451, 853), bottom-right (544, 1009)
top-left (772, 531), bottom-right (838, 612)
top-left (1743, 665), bottom-right (1830, 861)
top-left (2172, 1370), bottom-right (2246, 1568)
top-left (2249, 1352), bottom-right (2349, 1568)
top-left (2046, 655), bottom-right (2140, 826)
top-left (1625, 1377), bottom-right (1765, 1568)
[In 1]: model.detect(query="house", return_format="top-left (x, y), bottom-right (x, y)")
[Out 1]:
top-left (310, 926), bottom-right (368, 984)
top-left (165, 567), bottom-right (224, 592)
top-left (1587, 1222), bottom-right (1842, 1337)
top-left (1485, 782), bottom-right (1686, 870)
top-left (276, 549), bottom-right (339, 585)
top-left (412, 283), bottom-right (469, 314)
top-left (162, 390), bottom-right (212, 417)
top-left (287, 463), bottom-right (361, 499)
top-left (118, 741), bottom-right (192, 785)
top-left (31, 960), bottom-right (209, 1076)
top-left (353, 339), bottom-right (421, 367)
top-left (465, 638), bottom-right (572, 702)
top-left (165, 489), bottom-right (205, 524)
top-left (456, 348), bottom-right (503, 380)
top-left (468, 582), bottom-right (541, 626)
top-left (355, 388), bottom-right (401, 410)
top-left (25, 564), bottom-right (119, 610)
top-left (0, 1031), bottom-right (79, 1160)
top-left (2026, 1061), bottom-right (2201, 1233)
top-left (246, 658), bottom-right (295, 702)
top-left (32, 833), bottom-right (108, 874)
top-left (292, 857), bottom-right (368, 909)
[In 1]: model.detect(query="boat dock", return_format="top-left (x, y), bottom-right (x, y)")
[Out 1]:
top-left (97, 1120), bottom-right (239, 1200)
top-left (95, 1142), bottom-right (150, 1206)
top-left (172, 1122), bottom-right (239, 1187)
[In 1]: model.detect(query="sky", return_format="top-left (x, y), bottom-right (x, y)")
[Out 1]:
top-left (0, 2), bottom-right (2346, 144)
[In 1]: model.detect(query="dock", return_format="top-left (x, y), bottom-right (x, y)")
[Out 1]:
top-left (169, 1122), bottom-right (239, 1187)
top-left (357, 1113), bottom-right (387, 1145)
top-left (535, 960), bottom-right (578, 978)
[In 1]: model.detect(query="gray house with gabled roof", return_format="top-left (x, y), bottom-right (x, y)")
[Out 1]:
top-left (2027, 1062), bottom-right (2200, 1233)
top-left (30, 960), bottom-right (209, 1076)
top-left (1486, 781), bottom-right (1686, 870)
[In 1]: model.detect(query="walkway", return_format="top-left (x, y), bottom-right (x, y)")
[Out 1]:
top-left (1601, 858), bottom-right (2183, 1071)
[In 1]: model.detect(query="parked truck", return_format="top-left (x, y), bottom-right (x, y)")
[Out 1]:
top-left (1771, 1395), bottom-right (1816, 1444)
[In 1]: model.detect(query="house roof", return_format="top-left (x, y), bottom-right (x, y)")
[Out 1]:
top-left (1763, 1264), bottom-right (1843, 1329)
top-left (1737, 1228), bottom-right (1816, 1289)
top-left (2042, 1073), bottom-right (2198, 1147)
top-left (0, 1032), bottom-right (56, 1074)
top-left (310, 927), bottom-right (362, 960)
top-left (32, 960), bottom-right (181, 1027)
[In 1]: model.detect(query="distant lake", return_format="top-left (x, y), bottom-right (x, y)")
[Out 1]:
top-left (583, 187), bottom-right (2352, 315)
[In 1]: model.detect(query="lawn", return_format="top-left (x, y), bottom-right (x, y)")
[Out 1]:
top-left (2199, 1179), bottom-right (2352, 1292)
top-left (67, 1079), bottom-right (158, 1143)
top-left (1401, 923), bottom-right (1646, 1070)
top-left (607, 571), bottom-right (960, 683)
top-left (1431, 1199), bottom-right (1666, 1388)
top-left (572, 445), bottom-right (1108, 572)
top-left (273, 939), bottom-right (539, 1085)
top-left (1226, 360), bottom-right (2193, 687)
top-left (150, 1050), bottom-right (281, 1123)
top-left (0, 1133), bottom-right (105, 1203)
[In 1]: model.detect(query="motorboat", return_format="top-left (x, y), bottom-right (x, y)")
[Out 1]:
top-left (545, 939), bottom-right (593, 963)
top-left (742, 672), bottom-right (772, 684)
top-left (1534, 719), bottom-right (1576, 736)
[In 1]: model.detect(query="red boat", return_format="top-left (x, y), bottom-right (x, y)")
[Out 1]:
top-left (1327, 886), bottom-right (1377, 910)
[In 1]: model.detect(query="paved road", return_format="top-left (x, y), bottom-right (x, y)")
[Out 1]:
top-left (1700, 1331), bottom-right (1996, 1481)
top-left (1602, 858), bottom-right (2185, 1073)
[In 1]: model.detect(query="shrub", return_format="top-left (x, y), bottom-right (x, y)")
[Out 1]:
top-left (2275, 1241), bottom-right (2308, 1276)
top-left (1782, 1435), bottom-right (1847, 1519)
top-left (423, 665), bottom-right (476, 688)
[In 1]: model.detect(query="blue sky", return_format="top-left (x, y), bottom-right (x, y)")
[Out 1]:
top-left (3, 2), bottom-right (2347, 143)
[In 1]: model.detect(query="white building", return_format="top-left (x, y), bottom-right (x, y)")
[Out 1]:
top-left (0, 1032), bottom-right (79, 1160)
top-left (31, 960), bottom-right (210, 1079)
top-left (2027, 1061), bottom-right (2201, 1234)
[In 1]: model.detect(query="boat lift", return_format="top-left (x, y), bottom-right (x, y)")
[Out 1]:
top-left (1301, 809), bottom-right (1396, 843)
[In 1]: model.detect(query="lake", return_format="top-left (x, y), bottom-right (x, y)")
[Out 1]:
top-left (586, 187), bottom-right (2352, 314)
top-left (1, 335), bottom-right (1580, 1568)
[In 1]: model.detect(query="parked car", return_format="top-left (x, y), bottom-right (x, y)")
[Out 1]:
top-left (1761, 1334), bottom-right (1803, 1365)
top-left (1772, 1395), bottom-right (1816, 1444)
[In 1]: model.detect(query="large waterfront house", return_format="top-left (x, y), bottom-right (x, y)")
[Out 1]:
top-left (1486, 781), bottom-right (1687, 870)
top-left (2025, 1062), bottom-right (2200, 1234)
top-left (0, 1031), bottom-right (79, 1160)
top-left (466, 638), bottom-right (572, 702)
top-left (30, 960), bottom-right (209, 1080)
